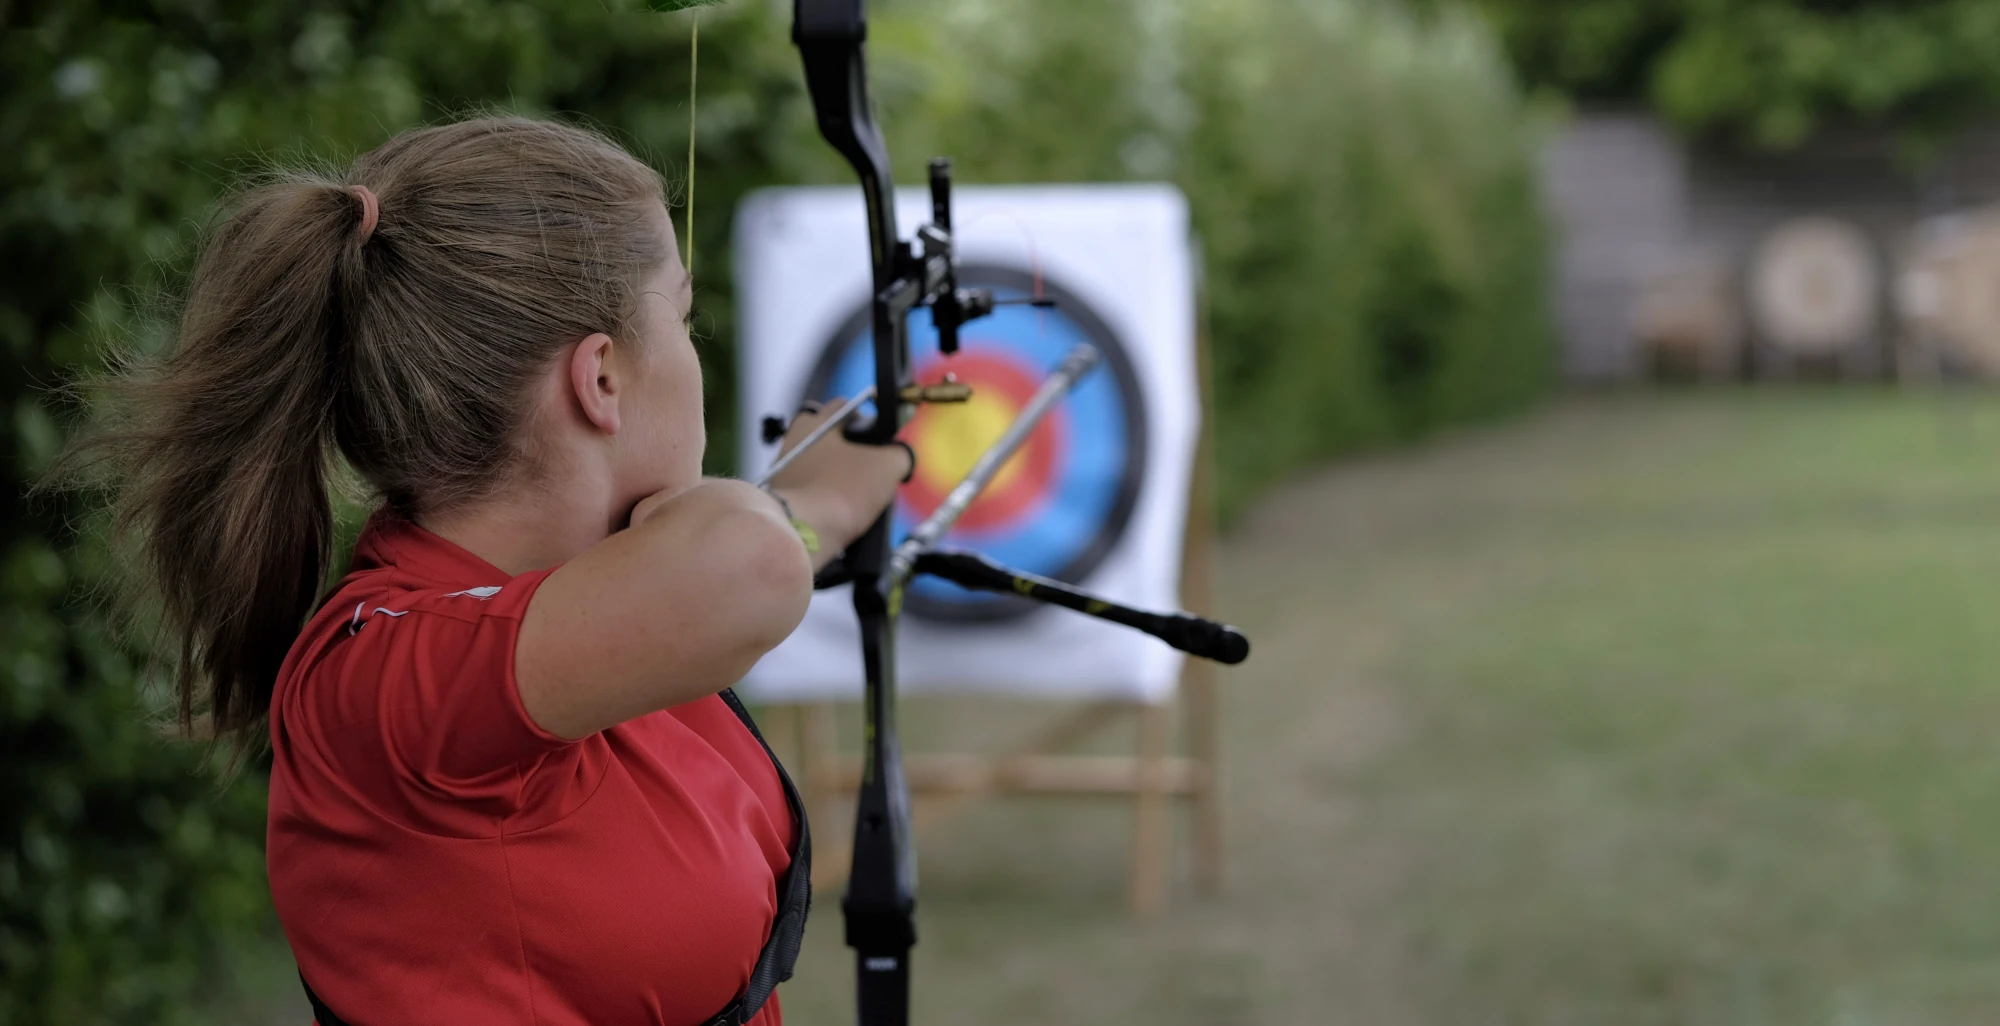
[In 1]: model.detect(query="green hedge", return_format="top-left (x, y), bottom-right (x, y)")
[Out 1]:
top-left (1466, 0), bottom-right (2000, 151)
top-left (2, 0), bottom-right (1549, 1020)
top-left (867, 0), bottom-right (1553, 515)
top-left (1183, 1), bottom-right (1553, 513)
top-left (2, 3), bottom-right (787, 1021)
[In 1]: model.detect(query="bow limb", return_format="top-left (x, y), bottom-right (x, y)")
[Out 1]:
top-left (794, 4), bottom-right (919, 1025)
top-left (794, 0), bottom-right (910, 443)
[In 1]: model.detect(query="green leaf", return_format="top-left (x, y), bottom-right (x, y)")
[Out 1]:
top-left (1465, 0), bottom-right (2000, 148)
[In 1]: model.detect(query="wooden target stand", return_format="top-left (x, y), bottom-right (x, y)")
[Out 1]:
top-left (764, 335), bottom-right (1225, 917)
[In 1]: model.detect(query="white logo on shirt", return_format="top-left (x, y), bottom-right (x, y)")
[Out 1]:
top-left (346, 586), bottom-right (503, 634)
top-left (347, 601), bottom-right (410, 635)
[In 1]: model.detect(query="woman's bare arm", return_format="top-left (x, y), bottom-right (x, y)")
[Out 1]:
top-left (512, 411), bottom-right (909, 741)
top-left (513, 479), bottom-right (811, 740)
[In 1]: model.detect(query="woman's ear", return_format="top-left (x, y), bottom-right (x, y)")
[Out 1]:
top-left (567, 332), bottom-right (621, 435)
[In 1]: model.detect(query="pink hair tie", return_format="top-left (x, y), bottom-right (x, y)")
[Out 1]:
top-left (347, 185), bottom-right (379, 243)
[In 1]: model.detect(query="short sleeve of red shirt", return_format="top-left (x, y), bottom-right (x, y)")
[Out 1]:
top-left (317, 570), bottom-right (567, 801)
top-left (268, 510), bottom-right (791, 1026)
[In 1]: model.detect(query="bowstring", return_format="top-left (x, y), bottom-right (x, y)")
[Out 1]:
top-left (685, 14), bottom-right (699, 279)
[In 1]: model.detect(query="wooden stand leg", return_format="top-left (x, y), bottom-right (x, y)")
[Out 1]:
top-left (1186, 665), bottom-right (1223, 896)
top-left (1130, 703), bottom-right (1172, 916)
top-left (1182, 263), bottom-right (1224, 899)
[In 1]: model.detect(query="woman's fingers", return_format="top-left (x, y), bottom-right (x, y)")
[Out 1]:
top-left (773, 408), bottom-right (825, 458)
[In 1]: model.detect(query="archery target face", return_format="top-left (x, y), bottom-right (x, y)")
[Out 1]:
top-left (800, 266), bottom-right (1148, 621)
top-left (734, 182), bottom-right (1199, 704)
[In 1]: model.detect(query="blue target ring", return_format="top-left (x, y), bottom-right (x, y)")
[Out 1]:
top-left (802, 266), bottom-right (1149, 621)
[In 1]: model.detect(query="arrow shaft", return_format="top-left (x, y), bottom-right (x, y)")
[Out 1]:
top-left (887, 342), bottom-right (1100, 586)
top-left (752, 386), bottom-right (877, 489)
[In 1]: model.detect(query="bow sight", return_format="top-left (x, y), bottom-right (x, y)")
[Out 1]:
top-left (795, 2), bottom-right (992, 415)
top-left (784, 3), bottom-right (1250, 1024)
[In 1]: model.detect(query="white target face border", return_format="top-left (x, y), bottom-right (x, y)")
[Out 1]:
top-left (732, 184), bottom-right (1202, 705)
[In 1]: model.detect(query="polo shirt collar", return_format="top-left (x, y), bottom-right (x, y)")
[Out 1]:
top-left (350, 507), bottom-right (513, 588)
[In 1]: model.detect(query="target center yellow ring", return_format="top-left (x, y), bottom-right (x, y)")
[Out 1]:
top-left (912, 394), bottom-right (1030, 496)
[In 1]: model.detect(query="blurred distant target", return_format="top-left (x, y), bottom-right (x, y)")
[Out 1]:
top-left (1747, 216), bottom-right (1883, 367)
top-left (800, 265), bottom-right (1148, 622)
top-left (1900, 207), bottom-right (2000, 377)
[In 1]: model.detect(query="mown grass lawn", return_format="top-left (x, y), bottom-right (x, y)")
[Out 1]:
top-left (781, 390), bottom-right (2000, 1026)
top-left (1312, 392), bottom-right (2000, 1025)
top-left (233, 391), bottom-right (2000, 1025)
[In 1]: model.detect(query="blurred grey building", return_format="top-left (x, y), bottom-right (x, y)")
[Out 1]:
top-left (1541, 110), bottom-right (2000, 382)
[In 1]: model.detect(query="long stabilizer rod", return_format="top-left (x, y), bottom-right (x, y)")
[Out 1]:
top-left (912, 549), bottom-right (1251, 664)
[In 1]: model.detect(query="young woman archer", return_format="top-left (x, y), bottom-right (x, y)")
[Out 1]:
top-left (60, 116), bottom-right (908, 1024)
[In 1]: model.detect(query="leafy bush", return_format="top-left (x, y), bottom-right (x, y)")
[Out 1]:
top-left (1466, 0), bottom-right (2000, 150)
top-left (3, 0), bottom-right (1548, 1019)
top-left (2, 2), bottom-right (793, 1021)
top-left (1182, 1), bottom-right (1551, 512)
top-left (871, 0), bottom-right (1554, 515)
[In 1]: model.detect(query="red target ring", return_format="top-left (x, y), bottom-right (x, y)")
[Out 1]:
top-left (899, 351), bottom-right (1065, 533)
top-left (800, 264), bottom-right (1148, 623)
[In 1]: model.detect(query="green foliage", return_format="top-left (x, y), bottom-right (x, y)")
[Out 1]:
top-left (873, 0), bottom-right (1553, 515)
top-left (3, 0), bottom-right (1548, 1019)
top-left (0, 573), bottom-right (271, 1026)
top-left (1467, 0), bottom-right (2000, 149)
top-left (1, 1), bottom-right (795, 1021)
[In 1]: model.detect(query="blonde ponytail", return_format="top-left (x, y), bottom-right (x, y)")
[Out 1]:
top-left (48, 117), bottom-right (667, 753)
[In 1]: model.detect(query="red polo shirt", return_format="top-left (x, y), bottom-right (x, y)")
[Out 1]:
top-left (267, 510), bottom-right (792, 1025)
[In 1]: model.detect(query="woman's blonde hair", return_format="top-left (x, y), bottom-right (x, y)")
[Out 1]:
top-left (53, 116), bottom-right (668, 752)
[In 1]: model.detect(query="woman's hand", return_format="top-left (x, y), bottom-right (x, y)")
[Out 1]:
top-left (761, 404), bottom-right (913, 558)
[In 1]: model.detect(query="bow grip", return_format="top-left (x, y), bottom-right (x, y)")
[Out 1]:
top-left (840, 409), bottom-right (888, 445)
